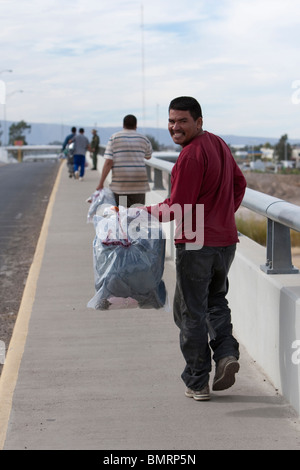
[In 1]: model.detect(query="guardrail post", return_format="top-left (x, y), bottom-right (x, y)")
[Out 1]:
top-left (153, 168), bottom-right (165, 190)
top-left (17, 148), bottom-right (23, 162)
top-left (260, 219), bottom-right (299, 274)
top-left (146, 165), bottom-right (152, 182)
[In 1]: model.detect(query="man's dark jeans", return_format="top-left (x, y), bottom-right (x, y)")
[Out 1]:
top-left (113, 193), bottom-right (145, 207)
top-left (174, 244), bottom-right (239, 390)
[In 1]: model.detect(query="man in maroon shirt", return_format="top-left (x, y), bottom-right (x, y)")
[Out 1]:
top-left (147, 96), bottom-right (247, 401)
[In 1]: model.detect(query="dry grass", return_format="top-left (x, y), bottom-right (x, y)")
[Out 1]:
top-left (236, 216), bottom-right (266, 246)
top-left (235, 216), bottom-right (300, 247)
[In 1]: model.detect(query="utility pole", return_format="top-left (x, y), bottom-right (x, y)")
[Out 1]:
top-left (141, 4), bottom-right (146, 133)
top-left (4, 90), bottom-right (24, 146)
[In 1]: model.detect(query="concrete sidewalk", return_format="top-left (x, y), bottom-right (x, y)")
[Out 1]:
top-left (1, 159), bottom-right (300, 450)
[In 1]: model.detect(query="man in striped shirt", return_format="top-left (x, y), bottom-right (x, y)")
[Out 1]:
top-left (96, 115), bottom-right (152, 206)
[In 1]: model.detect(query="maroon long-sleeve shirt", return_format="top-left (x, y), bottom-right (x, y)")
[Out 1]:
top-left (147, 131), bottom-right (247, 246)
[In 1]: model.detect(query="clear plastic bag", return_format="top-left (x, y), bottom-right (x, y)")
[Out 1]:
top-left (87, 207), bottom-right (168, 311)
top-left (86, 188), bottom-right (116, 223)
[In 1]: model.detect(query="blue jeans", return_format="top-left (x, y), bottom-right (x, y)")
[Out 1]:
top-left (174, 244), bottom-right (239, 390)
top-left (73, 154), bottom-right (85, 178)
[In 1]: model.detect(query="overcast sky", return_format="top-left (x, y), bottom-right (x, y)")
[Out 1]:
top-left (1, 0), bottom-right (300, 140)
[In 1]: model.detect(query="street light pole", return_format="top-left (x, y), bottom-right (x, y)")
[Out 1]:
top-left (4, 90), bottom-right (24, 146)
top-left (0, 69), bottom-right (13, 146)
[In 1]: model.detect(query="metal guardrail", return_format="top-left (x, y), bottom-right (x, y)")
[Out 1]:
top-left (242, 188), bottom-right (299, 274)
top-left (146, 157), bottom-right (174, 195)
top-left (4, 144), bottom-right (106, 162)
top-left (5, 145), bottom-right (62, 162)
top-left (146, 156), bottom-right (300, 275)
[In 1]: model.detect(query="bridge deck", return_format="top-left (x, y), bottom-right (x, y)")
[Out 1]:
top-left (1, 158), bottom-right (300, 450)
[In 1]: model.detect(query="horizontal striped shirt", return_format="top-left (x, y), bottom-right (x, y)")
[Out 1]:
top-left (104, 129), bottom-right (152, 194)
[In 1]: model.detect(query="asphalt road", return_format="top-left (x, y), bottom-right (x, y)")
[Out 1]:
top-left (0, 160), bottom-right (60, 373)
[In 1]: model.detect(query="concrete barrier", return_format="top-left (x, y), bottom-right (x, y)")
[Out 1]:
top-left (228, 235), bottom-right (300, 414)
top-left (0, 147), bottom-right (8, 163)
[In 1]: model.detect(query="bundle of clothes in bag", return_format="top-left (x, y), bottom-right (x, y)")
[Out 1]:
top-left (86, 188), bottom-right (168, 311)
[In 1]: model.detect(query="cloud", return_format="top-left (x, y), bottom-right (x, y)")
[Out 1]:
top-left (1, 0), bottom-right (300, 139)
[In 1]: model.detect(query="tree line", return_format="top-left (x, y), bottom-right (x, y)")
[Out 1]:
top-left (0, 120), bottom-right (31, 146)
top-left (0, 121), bottom-right (297, 162)
top-left (231, 134), bottom-right (297, 161)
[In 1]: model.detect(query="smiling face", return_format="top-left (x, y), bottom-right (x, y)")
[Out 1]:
top-left (168, 109), bottom-right (203, 147)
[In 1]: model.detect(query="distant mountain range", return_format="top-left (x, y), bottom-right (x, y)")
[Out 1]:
top-left (2, 120), bottom-right (300, 148)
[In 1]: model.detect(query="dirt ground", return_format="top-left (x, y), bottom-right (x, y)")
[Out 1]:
top-left (244, 171), bottom-right (300, 205)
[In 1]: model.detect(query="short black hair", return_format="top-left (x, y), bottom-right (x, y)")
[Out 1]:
top-left (71, 127), bottom-right (76, 133)
top-left (123, 114), bottom-right (137, 129)
top-left (169, 96), bottom-right (202, 121)
top-left (79, 128), bottom-right (84, 133)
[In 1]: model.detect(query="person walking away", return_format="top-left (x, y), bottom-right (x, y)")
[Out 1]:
top-left (73, 128), bottom-right (90, 181)
top-left (62, 126), bottom-right (76, 178)
top-left (91, 129), bottom-right (100, 170)
top-left (146, 96), bottom-right (247, 401)
top-left (95, 114), bottom-right (152, 207)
